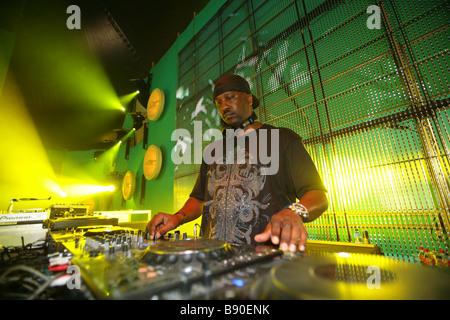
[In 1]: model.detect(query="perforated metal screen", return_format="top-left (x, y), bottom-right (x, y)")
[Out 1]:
top-left (176, 0), bottom-right (450, 261)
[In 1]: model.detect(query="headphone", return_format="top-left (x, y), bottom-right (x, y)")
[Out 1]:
top-left (220, 112), bottom-right (258, 137)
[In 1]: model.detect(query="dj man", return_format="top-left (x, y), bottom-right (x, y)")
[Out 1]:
top-left (147, 75), bottom-right (328, 252)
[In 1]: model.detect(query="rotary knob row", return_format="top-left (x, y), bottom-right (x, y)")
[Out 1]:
top-left (166, 231), bottom-right (188, 240)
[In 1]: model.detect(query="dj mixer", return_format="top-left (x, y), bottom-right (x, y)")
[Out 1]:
top-left (51, 226), bottom-right (450, 300)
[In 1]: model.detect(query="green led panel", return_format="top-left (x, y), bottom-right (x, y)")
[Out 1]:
top-left (176, 0), bottom-right (450, 262)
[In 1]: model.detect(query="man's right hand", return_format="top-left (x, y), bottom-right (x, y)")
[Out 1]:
top-left (146, 212), bottom-right (184, 240)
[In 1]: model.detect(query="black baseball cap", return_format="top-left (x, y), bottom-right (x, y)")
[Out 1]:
top-left (213, 75), bottom-right (260, 109)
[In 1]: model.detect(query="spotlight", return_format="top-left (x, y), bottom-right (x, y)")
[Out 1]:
top-left (130, 77), bottom-right (151, 107)
top-left (132, 112), bottom-right (145, 130)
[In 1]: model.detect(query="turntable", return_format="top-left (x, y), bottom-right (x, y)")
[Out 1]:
top-left (250, 251), bottom-right (450, 300)
top-left (140, 238), bottom-right (235, 266)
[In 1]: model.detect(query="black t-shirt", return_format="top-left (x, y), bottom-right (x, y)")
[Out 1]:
top-left (190, 124), bottom-right (326, 245)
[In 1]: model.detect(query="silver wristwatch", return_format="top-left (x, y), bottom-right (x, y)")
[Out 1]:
top-left (288, 203), bottom-right (309, 222)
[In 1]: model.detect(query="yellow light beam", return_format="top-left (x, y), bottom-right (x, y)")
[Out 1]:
top-left (0, 72), bottom-right (61, 211)
top-left (119, 91), bottom-right (139, 109)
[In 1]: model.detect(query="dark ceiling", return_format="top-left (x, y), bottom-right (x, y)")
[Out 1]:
top-left (2, 0), bottom-right (209, 151)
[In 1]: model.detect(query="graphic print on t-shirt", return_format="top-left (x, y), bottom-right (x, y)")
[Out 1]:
top-left (204, 146), bottom-right (271, 245)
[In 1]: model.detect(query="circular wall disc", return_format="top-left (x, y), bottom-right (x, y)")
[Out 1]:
top-left (122, 170), bottom-right (136, 200)
top-left (147, 88), bottom-right (165, 121)
top-left (143, 145), bottom-right (162, 180)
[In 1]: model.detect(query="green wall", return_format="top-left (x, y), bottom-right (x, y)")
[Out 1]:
top-left (110, 0), bottom-right (227, 217)
top-left (170, 0), bottom-right (450, 261)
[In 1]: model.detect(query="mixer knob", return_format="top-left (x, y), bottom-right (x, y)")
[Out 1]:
top-left (167, 254), bottom-right (178, 264)
top-left (197, 251), bottom-right (207, 262)
top-left (174, 233), bottom-right (180, 240)
top-left (89, 250), bottom-right (100, 258)
top-left (234, 270), bottom-right (248, 277)
top-left (246, 267), bottom-right (257, 274)
top-left (182, 233), bottom-right (187, 240)
top-left (210, 250), bottom-right (219, 259)
top-left (183, 254), bottom-right (193, 263)
top-left (155, 254), bottom-right (166, 264)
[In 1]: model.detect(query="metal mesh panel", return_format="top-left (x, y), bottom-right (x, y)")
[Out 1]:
top-left (176, 0), bottom-right (450, 261)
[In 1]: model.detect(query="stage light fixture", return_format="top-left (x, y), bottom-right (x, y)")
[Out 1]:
top-left (131, 77), bottom-right (151, 107)
top-left (132, 112), bottom-right (145, 131)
